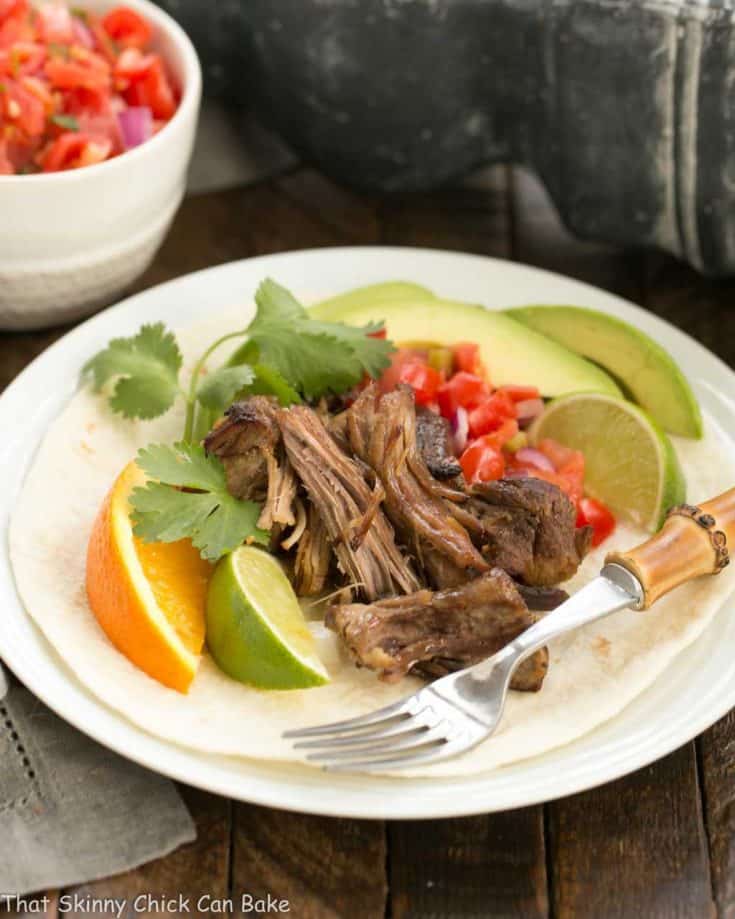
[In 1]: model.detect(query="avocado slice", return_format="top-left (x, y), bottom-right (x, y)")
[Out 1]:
top-left (507, 305), bottom-right (702, 438)
top-left (313, 281), bottom-right (434, 314)
top-left (310, 297), bottom-right (621, 399)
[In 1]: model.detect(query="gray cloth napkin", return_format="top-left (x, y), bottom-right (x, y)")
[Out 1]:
top-left (0, 674), bottom-right (196, 897)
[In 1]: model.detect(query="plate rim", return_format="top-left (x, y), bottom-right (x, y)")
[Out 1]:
top-left (2, 244), bottom-right (735, 820)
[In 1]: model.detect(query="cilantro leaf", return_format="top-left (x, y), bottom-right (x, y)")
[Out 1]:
top-left (196, 364), bottom-right (255, 410)
top-left (247, 279), bottom-right (394, 399)
top-left (82, 323), bottom-right (182, 420)
top-left (50, 114), bottom-right (79, 132)
top-left (130, 442), bottom-right (268, 561)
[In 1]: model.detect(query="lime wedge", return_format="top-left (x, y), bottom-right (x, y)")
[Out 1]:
top-left (529, 393), bottom-right (686, 531)
top-left (206, 546), bottom-right (329, 690)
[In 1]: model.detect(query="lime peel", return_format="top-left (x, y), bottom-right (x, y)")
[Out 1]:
top-left (529, 392), bottom-right (686, 531)
top-left (206, 546), bottom-right (329, 690)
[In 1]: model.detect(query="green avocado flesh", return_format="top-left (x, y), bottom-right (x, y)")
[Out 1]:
top-left (506, 305), bottom-right (702, 438)
top-left (310, 296), bottom-right (622, 399)
top-left (313, 281), bottom-right (434, 314)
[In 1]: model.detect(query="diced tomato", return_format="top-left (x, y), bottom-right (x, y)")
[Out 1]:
top-left (36, 3), bottom-right (74, 44)
top-left (0, 42), bottom-right (46, 77)
top-left (497, 384), bottom-right (541, 403)
top-left (537, 438), bottom-right (585, 503)
top-left (485, 418), bottom-right (519, 449)
top-left (467, 390), bottom-right (517, 437)
top-left (437, 371), bottom-right (490, 417)
top-left (0, 0), bottom-right (32, 48)
top-left (102, 6), bottom-right (152, 49)
top-left (2, 78), bottom-right (44, 136)
top-left (453, 342), bottom-right (483, 376)
top-left (114, 46), bottom-right (154, 87)
top-left (379, 348), bottom-right (420, 393)
top-left (124, 55), bottom-right (174, 118)
top-left (577, 497), bottom-right (616, 547)
top-left (41, 129), bottom-right (110, 170)
top-left (86, 13), bottom-right (118, 64)
top-left (20, 74), bottom-right (54, 112)
top-left (460, 438), bottom-right (505, 484)
top-left (367, 326), bottom-right (387, 340)
top-left (62, 83), bottom-right (110, 114)
top-left (45, 47), bottom-right (109, 91)
top-left (0, 0), bottom-right (27, 23)
top-left (395, 360), bottom-right (442, 406)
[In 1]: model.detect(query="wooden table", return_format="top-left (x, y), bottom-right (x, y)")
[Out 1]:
top-left (3, 163), bottom-right (735, 919)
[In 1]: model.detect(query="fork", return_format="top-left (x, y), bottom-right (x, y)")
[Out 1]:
top-left (284, 487), bottom-right (735, 772)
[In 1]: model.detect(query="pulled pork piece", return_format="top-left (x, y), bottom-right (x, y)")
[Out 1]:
top-left (294, 502), bottom-right (332, 596)
top-left (327, 568), bottom-right (548, 691)
top-left (452, 477), bottom-right (592, 586)
top-left (346, 385), bottom-right (488, 588)
top-left (278, 405), bottom-right (420, 600)
top-left (204, 396), bottom-right (280, 501)
top-left (204, 396), bottom-right (296, 531)
top-left (415, 408), bottom-right (462, 480)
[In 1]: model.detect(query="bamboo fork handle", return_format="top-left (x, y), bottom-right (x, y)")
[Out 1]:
top-left (605, 488), bottom-right (735, 609)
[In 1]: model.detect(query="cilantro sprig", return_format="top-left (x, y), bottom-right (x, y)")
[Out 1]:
top-left (130, 443), bottom-right (268, 560)
top-left (83, 323), bottom-right (183, 420)
top-left (244, 279), bottom-right (392, 399)
top-left (83, 278), bottom-right (394, 560)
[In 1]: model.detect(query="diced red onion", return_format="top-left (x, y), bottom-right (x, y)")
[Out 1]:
top-left (117, 106), bottom-right (153, 150)
top-left (516, 397), bottom-right (545, 427)
top-left (72, 17), bottom-right (94, 49)
top-left (451, 406), bottom-right (469, 454)
top-left (515, 447), bottom-right (555, 473)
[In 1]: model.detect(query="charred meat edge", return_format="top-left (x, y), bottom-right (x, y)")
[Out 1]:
top-left (415, 407), bottom-right (462, 480)
top-left (204, 396), bottom-right (296, 531)
top-left (327, 568), bottom-right (548, 691)
top-left (451, 476), bottom-right (592, 586)
top-left (278, 404), bottom-right (420, 601)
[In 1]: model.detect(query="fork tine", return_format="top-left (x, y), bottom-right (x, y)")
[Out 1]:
top-left (282, 696), bottom-right (417, 739)
top-left (293, 711), bottom-right (431, 750)
top-left (305, 725), bottom-right (447, 761)
top-left (322, 734), bottom-right (476, 773)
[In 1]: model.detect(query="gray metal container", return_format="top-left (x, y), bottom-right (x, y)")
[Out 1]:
top-left (157, 0), bottom-right (735, 276)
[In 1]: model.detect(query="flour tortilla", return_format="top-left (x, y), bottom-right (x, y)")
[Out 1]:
top-left (9, 314), bottom-right (735, 777)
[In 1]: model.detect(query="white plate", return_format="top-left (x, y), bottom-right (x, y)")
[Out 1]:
top-left (2, 247), bottom-right (735, 820)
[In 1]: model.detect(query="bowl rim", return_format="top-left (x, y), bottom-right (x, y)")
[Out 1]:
top-left (0, 0), bottom-right (202, 186)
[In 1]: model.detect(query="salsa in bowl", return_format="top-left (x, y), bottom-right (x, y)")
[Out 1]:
top-left (0, 0), bottom-right (200, 330)
top-left (0, 1), bottom-right (180, 174)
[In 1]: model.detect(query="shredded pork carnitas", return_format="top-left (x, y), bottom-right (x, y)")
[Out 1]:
top-left (205, 384), bottom-right (592, 692)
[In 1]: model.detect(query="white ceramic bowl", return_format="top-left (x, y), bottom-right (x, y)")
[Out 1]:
top-left (0, 0), bottom-right (201, 330)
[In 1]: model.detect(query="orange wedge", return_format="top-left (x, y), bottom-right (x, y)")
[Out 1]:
top-left (86, 460), bottom-right (212, 693)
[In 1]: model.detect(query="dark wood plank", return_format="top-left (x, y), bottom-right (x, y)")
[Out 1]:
top-left (700, 712), bottom-right (735, 919)
top-left (231, 804), bottom-right (386, 919)
top-left (0, 326), bottom-right (72, 394)
top-left (643, 253), bottom-right (735, 369)
top-left (275, 169), bottom-right (380, 242)
top-left (390, 810), bottom-right (548, 919)
top-left (381, 164), bottom-right (512, 257)
top-left (549, 746), bottom-right (714, 919)
top-left (61, 788), bottom-right (229, 919)
top-left (1, 892), bottom-right (58, 919)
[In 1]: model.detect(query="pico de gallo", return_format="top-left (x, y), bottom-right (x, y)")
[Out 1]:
top-left (0, 1), bottom-right (178, 174)
top-left (378, 341), bottom-right (616, 547)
